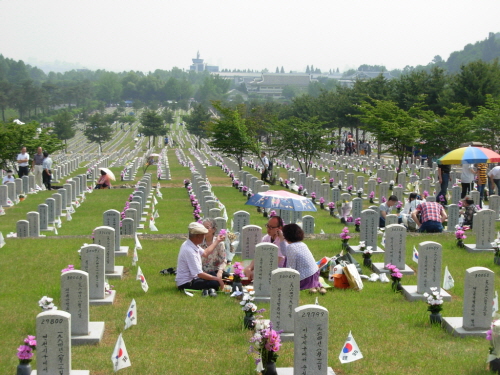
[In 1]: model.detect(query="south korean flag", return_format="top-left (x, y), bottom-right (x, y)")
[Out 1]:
top-left (339, 331), bottom-right (363, 364)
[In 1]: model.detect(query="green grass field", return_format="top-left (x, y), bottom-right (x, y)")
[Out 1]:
top-left (1, 146), bottom-right (499, 375)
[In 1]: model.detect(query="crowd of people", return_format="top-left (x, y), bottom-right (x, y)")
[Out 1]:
top-left (3, 146), bottom-right (53, 190)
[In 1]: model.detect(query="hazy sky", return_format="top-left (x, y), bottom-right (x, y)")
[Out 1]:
top-left (1, 0), bottom-right (499, 74)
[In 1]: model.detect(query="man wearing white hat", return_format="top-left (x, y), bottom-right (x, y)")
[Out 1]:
top-left (176, 222), bottom-right (226, 291)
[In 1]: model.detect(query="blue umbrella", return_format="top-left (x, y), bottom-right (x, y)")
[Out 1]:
top-left (245, 190), bottom-right (317, 212)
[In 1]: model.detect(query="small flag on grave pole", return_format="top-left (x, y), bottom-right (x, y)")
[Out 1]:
top-left (124, 299), bottom-right (137, 330)
top-left (412, 246), bottom-right (419, 263)
top-left (154, 210), bottom-right (159, 219)
top-left (137, 267), bottom-right (149, 292)
top-left (0, 232), bottom-right (5, 248)
top-left (149, 216), bottom-right (158, 231)
top-left (339, 331), bottom-right (363, 364)
top-left (111, 333), bottom-right (131, 372)
top-left (134, 234), bottom-right (142, 250)
top-left (493, 291), bottom-right (498, 317)
top-left (153, 195), bottom-right (158, 205)
top-left (132, 247), bottom-right (138, 266)
top-left (443, 266), bottom-right (454, 290)
top-left (53, 225), bottom-right (58, 235)
top-left (0, 206), bottom-right (5, 215)
top-left (66, 211), bottom-right (72, 221)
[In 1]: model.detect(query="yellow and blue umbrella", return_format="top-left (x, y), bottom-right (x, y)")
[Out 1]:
top-left (438, 146), bottom-right (500, 165)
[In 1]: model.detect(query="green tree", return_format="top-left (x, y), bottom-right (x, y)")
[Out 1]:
top-left (183, 103), bottom-right (211, 147)
top-left (95, 72), bottom-right (123, 105)
top-left (162, 108), bottom-right (174, 124)
top-left (472, 94), bottom-right (500, 147)
top-left (52, 110), bottom-right (76, 152)
top-left (272, 117), bottom-right (331, 175)
top-left (207, 101), bottom-right (255, 170)
top-left (139, 109), bottom-right (167, 148)
top-left (356, 99), bottom-right (428, 176)
top-left (84, 113), bottom-right (114, 151)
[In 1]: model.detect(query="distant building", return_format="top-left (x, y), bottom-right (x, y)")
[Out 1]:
top-left (247, 73), bottom-right (313, 98)
top-left (189, 51), bottom-right (219, 73)
top-left (338, 71), bottom-right (395, 87)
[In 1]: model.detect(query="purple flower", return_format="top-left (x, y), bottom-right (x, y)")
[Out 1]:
top-left (311, 192), bottom-right (316, 198)
top-left (319, 197), bottom-right (325, 204)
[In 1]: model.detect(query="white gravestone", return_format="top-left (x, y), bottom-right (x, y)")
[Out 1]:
top-left (270, 268), bottom-right (300, 342)
top-left (372, 224), bottom-right (414, 275)
top-left (253, 243), bottom-right (278, 303)
top-left (464, 209), bottom-right (496, 252)
top-left (241, 225), bottom-right (262, 260)
top-left (94, 226), bottom-right (124, 278)
top-left (80, 244), bottom-right (115, 306)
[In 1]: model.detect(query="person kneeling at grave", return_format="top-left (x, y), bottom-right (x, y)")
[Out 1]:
top-left (95, 170), bottom-right (111, 189)
top-left (379, 195), bottom-right (402, 228)
top-left (460, 196), bottom-right (478, 229)
top-left (277, 223), bottom-right (325, 294)
top-left (243, 215), bottom-right (286, 280)
top-left (176, 222), bottom-right (226, 291)
top-left (201, 218), bottom-right (228, 279)
top-left (411, 201), bottom-right (447, 233)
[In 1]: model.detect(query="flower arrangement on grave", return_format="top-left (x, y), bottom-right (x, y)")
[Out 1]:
top-left (357, 188), bottom-right (363, 198)
top-left (311, 192), bottom-right (316, 204)
top-left (338, 182), bottom-right (342, 190)
top-left (231, 262), bottom-right (245, 292)
top-left (369, 191), bottom-right (375, 204)
top-left (347, 185), bottom-right (353, 194)
top-left (284, 179), bottom-right (289, 189)
top-left (398, 184), bottom-right (403, 188)
top-left (183, 179), bottom-right (190, 188)
top-left (340, 227), bottom-right (351, 248)
top-left (328, 202), bottom-right (335, 216)
top-left (279, 177), bottom-right (283, 186)
top-left (422, 190), bottom-right (429, 199)
top-left (377, 177), bottom-right (382, 184)
top-left (233, 179), bottom-right (239, 188)
top-left (129, 194), bottom-right (134, 202)
top-left (354, 217), bottom-right (361, 232)
top-left (249, 322), bottom-right (282, 374)
top-left (493, 239), bottom-right (500, 265)
top-left (240, 292), bottom-right (266, 330)
top-left (248, 192), bottom-right (253, 201)
top-left (18, 194), bottom-right (25, 201)
top-left (302, 189), bottom-right (308, 197)
top-left (346, 216), bottom-right (354, 223)
top-left (381, 196), bottom-right (387, 203)
top-left (105, 281), bottom-right (114, 295)
top-left (241, 186), bottom-right (248, 195)
top-left (319, 197), bottom-right (325, 210)
top-left (329, 178), bottom-right (334, 187)
top-left (269, 210), bottom-right (277, 217)
top-left (396, 201), bottom-right (403, 213)
top-left (322, 177), bottom-right (326, 183)
top-left (362, 246), bottom-right (374, 267)
top-left (423, 287), bottom-right (444, 325)
top-left (38, 296), bottom-right (57, 311)
top-left (455, 227), bottom-right (467, 248)
top-left (385, 263), bottom-right (403, 292)
top-left (486, 320), bottom-right (500, 372)
top-left (298, 185), bottom-right (304, 194)
top-left (61, 265), bottom-right (75, 273)
top-left (389, 180), bottom-right (394, 190)
top-left (16, 335), bottom-right (36, 370)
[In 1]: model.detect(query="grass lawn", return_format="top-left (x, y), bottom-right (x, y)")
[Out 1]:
top-left (0, 144), bottom-right (499, 375)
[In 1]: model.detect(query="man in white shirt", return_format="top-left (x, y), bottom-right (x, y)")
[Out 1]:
top-left (176, 222), bottom-right (225, 291)
top-left (2, 170), bottom-right (15, 184)
top-left (488, 163), bottom-right (500, 195)
top-left (17, 147), bottom-right (30, 178)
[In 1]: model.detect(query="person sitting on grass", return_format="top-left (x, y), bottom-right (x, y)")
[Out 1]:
top-left (379, 195), bottom-right (400, 227)
top-left (95, 170), bottom-right (111, 189)
top-left (201, 218), bottom-right (227, 279)
top-left (176, 222), bottom-right (226, 291)
top-left (277, 223), bottom-right (326, 294)
top-left (461, 196), bottom-right (478, 228)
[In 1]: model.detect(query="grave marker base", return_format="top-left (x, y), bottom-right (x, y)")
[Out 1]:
top-left (40, 227), bottom-right (55, 232)
top-left (89, 290), bottom-right (116, 306)
top-left (401, 285), bottom-right (452, 302)
top-left (254, 296), bottom-right (270, 303)
top-left (32, 371), bottom-right (89, 375)
top-left (140, 217), bottom-right (147, 222)
top-left (276, 368), bottom-right (336, 375)
top-left (442, 317), bottom-right (490, 337)
top-left (115, 246), bottom-right (130, 257)
top-left (72, 321), bottom-right (105, 345)
top-left (372, 262), bottom-right (415, 275)
top-left (464, 244), bottom-right (495, 253)
top-left (348, 245), bottom-right (384, 254)
top-left (106, 266), bottom-right (124, 280)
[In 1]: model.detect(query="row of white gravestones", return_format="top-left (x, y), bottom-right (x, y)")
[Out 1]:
top-left (349, 209), bottom-right (384, 254)
top-left (80, 244), bottom-right (116, 306)
top-left (372, 224), bottom-right (414, 275)
top-left (401, 241), bottom-right (452, 302)
top-left (94, 226), bottom-right (124, 279)
top-left (464, 209), bottom-right (496, 252)
top-left (34, 310), bottom-right (90, 374)
top-left (60, 270), bottom-right (105, 345)
top-left (103, 209), bottom-right (129, 256)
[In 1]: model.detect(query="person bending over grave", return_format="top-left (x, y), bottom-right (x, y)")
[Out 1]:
top-left (460, 196), bottom-right (478, 228)
top-left (176, 222), bottom-right (226, 291)
top-left (2, 169), bottom-right (15, 184)
top-left (95, 170), bottom-right (111, 189)
top-left (42, 151), bottom-right (53, 191)
top-left (277, 223), bottom-right (325, 294)
top-left (201, 218), bottom-right (227, 279)
top-left (411, 201), bottom-right (448, 233)
top-left (379, 195), bottom-right (401, 228)
top-left (243, 215), bottom-right (286, 280)
top-left (400, 193), bottom-right (422, 231)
